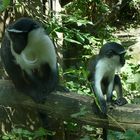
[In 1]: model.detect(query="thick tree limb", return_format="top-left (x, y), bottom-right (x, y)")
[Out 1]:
top-left (0, 80), bottom-right (140, 133)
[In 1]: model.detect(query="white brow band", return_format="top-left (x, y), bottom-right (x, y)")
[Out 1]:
top-left (7, 29), bottom-right (27, 33)
top-left (120, 50), bottom-right (126, 54)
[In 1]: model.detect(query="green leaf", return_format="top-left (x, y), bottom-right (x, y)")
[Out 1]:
top-left (64, 37), bottom-right (82, 45)
top-left (2, 135), bottom-right (9, 140)
top-left (34, 127), bottom-right (55, 139)
top-left (3, 0), bottom-right (10, 8)
top-left (124, 129), bottom-right (140, 140)
top-left (76, 33), bottom-right (85, 43)
top-left (0, 0), bottom-right (10, 11)
top-left (80, 135), bottom-right (90, 140)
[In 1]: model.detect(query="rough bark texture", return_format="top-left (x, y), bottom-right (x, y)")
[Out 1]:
top-left (0, 80), bottom-right (140, 134)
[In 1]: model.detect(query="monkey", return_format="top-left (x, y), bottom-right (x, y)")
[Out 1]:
top-left (88, 42), bottom-right (127, 115)
top-left (0, 17), bottom-right (59, 103)
top-left (88, 42), bottom-right (128, 140)
top-left (0, 17), bottom-right (65, 140)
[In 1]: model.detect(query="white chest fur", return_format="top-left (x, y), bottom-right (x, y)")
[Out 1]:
top-left (95, 56), bottom-right (121, 81)
top-left (10, 28), bottom-right (57, 75)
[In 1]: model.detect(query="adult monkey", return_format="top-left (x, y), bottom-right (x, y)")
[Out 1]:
top-left (1, 17), bottom-right (67, 140)
top-left (1, 17), bottom-right (59, 102)
top-left (88, 42), bottom-right (127, 140)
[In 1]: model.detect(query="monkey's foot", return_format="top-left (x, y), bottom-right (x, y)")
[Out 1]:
top-left (114, 97), bottom-right (128, 106)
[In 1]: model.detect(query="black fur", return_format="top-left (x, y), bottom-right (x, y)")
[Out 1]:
top-left (88, 42), bottom-right (127, 114)
top-left (1, 18), bottom-right (58, 103)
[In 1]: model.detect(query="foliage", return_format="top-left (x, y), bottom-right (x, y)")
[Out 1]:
top-left (119, 0), bottom-right (140, 23)
top-left (64, 67), bottom-right (91, 95)
top-left (45, 6), bottom-right (119, 95)
top-left (130, 0), bottom-right (140, 10)
top-left (129, 0), bottom-right (140, 19)
top-left (64, 0), bottom-right (110, 21)
top-left (0, 0), bottom-right (10, 12)
top-left (1, 127), bottom-right (55, 140)
top-left (121, 61), bottom-right (140, 103)
top-left (109, 129), bottom-right (140, 140)
top-left (0, 0), bottom-right (140, 140)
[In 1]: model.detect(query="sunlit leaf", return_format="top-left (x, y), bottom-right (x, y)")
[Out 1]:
top-left (64, 37), bottom-right (82, 45)
top-left (3, 0), bottom-right (10, 7)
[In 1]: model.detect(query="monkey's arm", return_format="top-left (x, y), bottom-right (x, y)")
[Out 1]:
top-left (88, 57), bottom-right (107, 114)
top-left (93, 71), bottom-right (107, 114)
top-left (46, 69), bottom-right (58, 93)
top-left (41, 64), bottom-right (58, 92)
top-left (113, 75), bottom-right (127, 105)
top-left (107, 77), bottom-right (114, 102)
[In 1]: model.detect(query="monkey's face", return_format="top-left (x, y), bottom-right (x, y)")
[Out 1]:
top-left (100, 42), bottom-right (126, 67)
top-left (105, 48), bottom-right (126, 66)
top-left (6, 18), bottom-right (40, 54)
top-left (7, 30), bottom-right (28, 54)
top-left (105, 49), bottom-right (125, 69)
top-left (119, 53), bottom-right (125, 66)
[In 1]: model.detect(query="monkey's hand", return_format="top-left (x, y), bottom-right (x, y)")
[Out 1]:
top-left (114, 97), bottom-right (127, 106)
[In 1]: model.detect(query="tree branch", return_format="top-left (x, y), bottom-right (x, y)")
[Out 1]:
top-left (0, 80), bottom-right (140, 133)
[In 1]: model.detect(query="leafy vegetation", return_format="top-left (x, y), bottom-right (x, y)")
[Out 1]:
top-left (109, 129), bottom-right (140, 140)
top-left (0, 0), bottom-right (140, 139)
top-left (0, 0), bottom-right (10, 11)
top-left (1, 127), bottom-right (55, 140)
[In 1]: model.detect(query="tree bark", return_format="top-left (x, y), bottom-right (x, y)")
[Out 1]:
top-left (0, 80), bottom-right (140, 134)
